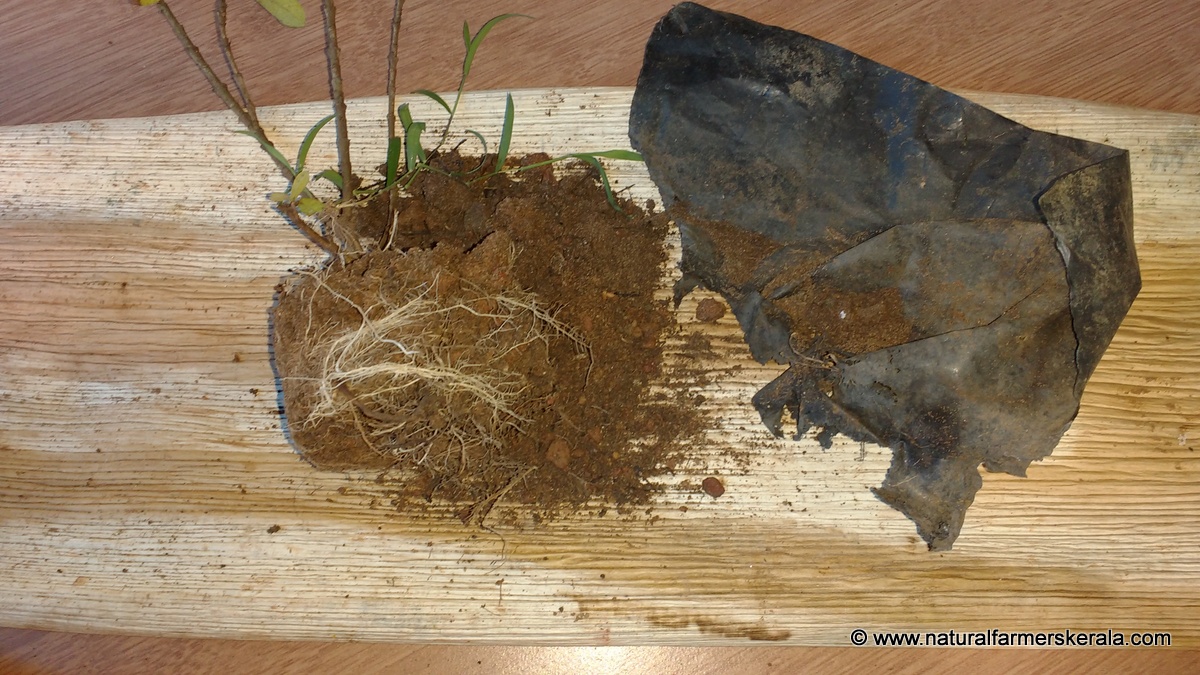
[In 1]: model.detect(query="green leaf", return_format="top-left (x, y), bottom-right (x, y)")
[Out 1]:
top-left (316, 169), bottom-right (344, 190)
top-left (397, 103), bottom-right (414, 131)
top-left (296, 114), bottom-right (335, 171)
top-left (404, 121), bottom-right (427, 173)
top-left (269, 191), bottom-right (291, 203)
top-left (463, 14), bottom-right (532, 79)
top-left (414, 90), bottom-right (452, 115)
top-left (511, 157), bottom-right (555, 173)
top-left (288, 169), bottom-right (311, 200)
top-left (571, 154), bottom-right (623, 212)
top-left (464, 129), bottom-right (489, 155)
top-left (580, 149), bottom-right (643, 162)
top-left (296, 197), bottom-right (326, 215)
top-left (428, 14), bottom-right (532, 152)
top-left (508, 151), bottom-right (640, 209)
top-left (386, 136), bottom-right (402, 187)
top-left (234, 130), bottom-right (293, 172)
top-left (494, 93), bottom-right (515, 174)
top-left (138, 0), bottom-right (161, 6)
top-left (255, 0), bottom-right (306, 28)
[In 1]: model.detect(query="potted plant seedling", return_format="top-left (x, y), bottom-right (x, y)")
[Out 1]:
top-left (137, 0), bottom-right (704, 526)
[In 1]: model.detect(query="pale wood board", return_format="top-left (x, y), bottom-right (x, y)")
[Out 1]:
top-left (0, 88), bottom-right (1196, 645)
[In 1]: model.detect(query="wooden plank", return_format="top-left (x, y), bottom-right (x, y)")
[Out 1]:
top-left (0, 88), bottom-right (1197, 644)
top-left (6, 0), bottom-right (1200, 126)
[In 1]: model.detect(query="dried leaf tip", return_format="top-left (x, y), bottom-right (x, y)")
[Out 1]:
top-left (255, 0), bottom-right (306, 28)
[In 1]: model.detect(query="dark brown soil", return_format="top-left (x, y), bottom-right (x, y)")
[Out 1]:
top-left (673, 203), bottom-right (913, 359)
top-left (272, 152), bottom-right (706, 523)
top-left (701, 476), bottom-right (725, 498)
top-left (777, 282), bottom-right (913, 356)
top-left (694, 298), bottom-right (727, 323)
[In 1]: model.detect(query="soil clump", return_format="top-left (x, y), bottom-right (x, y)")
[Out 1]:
top-left (272, 152), bottom-right (705, 522)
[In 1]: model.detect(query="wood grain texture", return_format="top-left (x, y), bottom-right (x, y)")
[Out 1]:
top-left (1, 0), bottom-right (1199, 127)
top-left (0, 88), bottom-right (1197, 648)
top-left (2, 637), bottom-right (1197, 675)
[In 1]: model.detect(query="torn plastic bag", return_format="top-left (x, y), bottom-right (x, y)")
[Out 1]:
top-left (629, 2), bottom-right (1140, 549)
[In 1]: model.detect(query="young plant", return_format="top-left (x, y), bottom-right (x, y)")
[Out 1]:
top-left (390, 16), bottom-right (644, 211)
top-left (138, 0), bottom-right (339, 255)
top-left (262, 113), bottom-right (336, 215)
top-left (140, 0), bottom-right (645, 256)
top-left (139, 0), bottom-right (676, 521)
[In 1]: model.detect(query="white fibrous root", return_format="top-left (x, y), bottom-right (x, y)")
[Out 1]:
top-left (299, 269), bottom-right (588, 472)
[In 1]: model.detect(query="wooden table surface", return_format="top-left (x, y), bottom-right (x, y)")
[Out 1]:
top-left (2, 0), bottom-right (1197, 672)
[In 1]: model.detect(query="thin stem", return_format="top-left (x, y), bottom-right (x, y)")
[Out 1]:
top-left (278, 201), bottom-right (339, 257)
top-left (321, 0), bottom-right (357, 198)
top-left (155, 1), bottom-right (294, 182)
top-left (214, 0), bottom-right (259, 130)
top-left (385, 0), bottom-right (406, 247)
top-left (386, 0), bottom-right (406, 142)
top-left (152, 1), bottom-right (336, 257)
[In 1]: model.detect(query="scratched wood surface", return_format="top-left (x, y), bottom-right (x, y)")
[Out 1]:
top-left (0, 87), bottom-right (1197, 645)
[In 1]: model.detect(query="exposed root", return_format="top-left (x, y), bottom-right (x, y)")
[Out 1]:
top-left (270, 154), bottom-right (699, 518)
top-left (297, 260), bottom-right (588, 476)
top-left (463, 465), bottom-right (536, 528)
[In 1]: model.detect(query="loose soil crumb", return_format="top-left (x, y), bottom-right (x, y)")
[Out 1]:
top-left (273, 152), bottom-right (707, 522)
top-left (694, 298), bottom-right (727, 323)
top-left (701, 476), bottom-right (725, 498)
